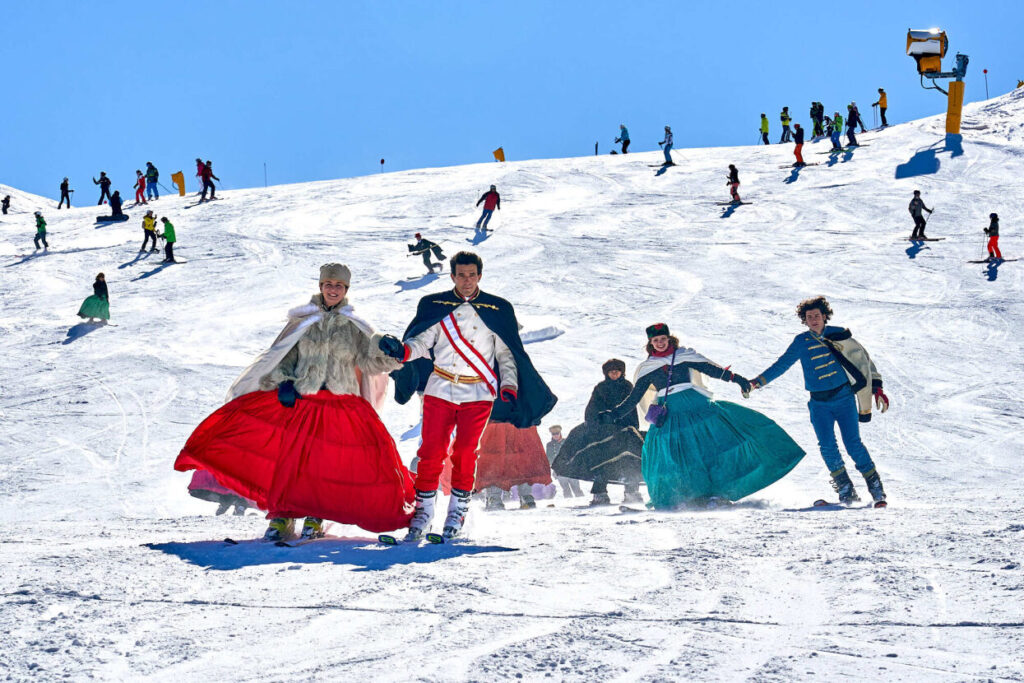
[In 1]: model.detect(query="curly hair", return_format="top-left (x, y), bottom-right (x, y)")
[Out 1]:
top-left (796, 295), bottom-right (833, 322)
top-left (645, 335), bottom-right (679, 355)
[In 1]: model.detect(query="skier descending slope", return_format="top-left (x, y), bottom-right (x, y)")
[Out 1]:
top-left (749, 296), bottom-right (890, 506)
top-left (408, 232), bottom-right (445, 274)
top-left (909, 190), bottom-right (933, 240)
top-left (34, 211), bottom-right (49, 250)
top-left (175, 263), bottom-right (415, 541)
top-left (475, 185), bottom-right (500, 230)
top-left (382, 251), bottom-right (557, 541)
top-left (615, 124), bottom-right (630, 154)
top-left (792, 124), bottom-right (806, 167)
top-left (598, 324), bottom-right (803, 509)
top-left (658, 126), bottom-right (674, 165)
top-left (726, 165), bottom-right (742, 203)
top-left (985, 213), bottom-right (1002, 261)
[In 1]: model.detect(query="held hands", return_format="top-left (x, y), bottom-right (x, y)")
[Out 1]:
top-left (873, 387), bottom-right (890, 412)
top-left (500, 387), bottom-right (518, 403)
top-left (732, 374), bottom-right (753, 396)
top-left (277, 380), bottom-right (300, 408)
top-left (378, 334), bottom-right (406, 360)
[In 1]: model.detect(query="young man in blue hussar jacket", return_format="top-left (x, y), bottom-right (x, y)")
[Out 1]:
top-left (749, 296), bottom-right (891, 506)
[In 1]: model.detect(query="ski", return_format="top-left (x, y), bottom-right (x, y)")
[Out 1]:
top-left (618, 505), bottom-right (646, 514)
top-left (905, 237), bottom-right (945, 241)
top-left (715, 201), bottom-right (752, 206)
top-left (426, 533), bottom-right (446, 544)
top-left (648, 163), bottom-right (676, 167)
top-left (378, 534), bottom-right (400, 545)
top-left (779, 163), bottom-right (821, 169)
top-left (968, 258), bottom-right (1016, 263)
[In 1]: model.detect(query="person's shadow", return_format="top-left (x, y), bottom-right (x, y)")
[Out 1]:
top-left (466, 229), bottom-right (490, 245)
top-left (131, 262), bottom-right (174, 281)
top-left (720, 203), bottom-right (740, 219)
top-left (395, 272), bottom-right (440, 291)
top-left (985, 260), bottom-right (1001, 281)
top-left (63, 321), bottom-right (105, 344)
top-left (841, 149), bottom-right (854, 163)
top-left (144, 537), bottom-right (517, 572)
top-left (783, 166), bottom-right (803, 184)
top-left (655, 164), bottom-right (671, 177)
top-left (895, 134), bottom-right (964, 179)
top-left (905, 241), bottom-right (929, 259)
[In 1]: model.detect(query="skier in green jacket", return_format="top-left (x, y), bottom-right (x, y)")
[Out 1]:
top-left (158, 217), bottom-right (177, 263)
top-left (34, 211), bottom-right (49, 250)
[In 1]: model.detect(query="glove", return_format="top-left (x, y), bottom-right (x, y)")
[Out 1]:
top-left (596, 410), bottom-right (613, 425)
top-left (873, 387), bottom-right (889, 412)
top-left (748, 378), bottom-right (761, 391)
top-left (500, 387), bottom-right (517, 402)
top-left (378, 334), bottom-right (406, 360)
top-left (277, 380), bottom-right (300, 408)
top-left (733, 374), bottom-right (752, 395)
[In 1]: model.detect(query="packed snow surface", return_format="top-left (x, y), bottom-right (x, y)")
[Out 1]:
top-left (2, 90), bottom-right (1023, 681)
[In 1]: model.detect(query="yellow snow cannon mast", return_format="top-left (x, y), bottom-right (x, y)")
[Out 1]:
top-left (907, 28), bottom-right (969, 134)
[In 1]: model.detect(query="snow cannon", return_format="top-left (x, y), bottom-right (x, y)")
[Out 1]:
top-left (907, 27), bottom-right (969, 135)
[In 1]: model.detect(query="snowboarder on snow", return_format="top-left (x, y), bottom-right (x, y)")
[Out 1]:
top-left (175, 263), bottom-right (414, 542)
top-left (546, 425), bottom-right (584, 499)
top-left (158, 216), bottom-right (177, 263)
top-left (93, 172), bottom-right (112, 205)
top-left (909, 190), bottom-right (933, 240)
top-left (34, 211), bottom-right (48, 250)
top-left (658, 126), bottom-right (674, 165)
top-left (748, 296), bottom-right (890, 506)
top-left (77, 273), bottom-right (109, 324)
top-left (759, 114), bottom-right (770, 145)
top-left (727, 164), bottom-right (741, 203)
top-left (408, 232), bottom-right (445, 274)
top-left (792, 123), bottom-right (806, 167)
top-left (382, 251), bottom-right (556, 541)
top-left (1, 195), bottom-right (9, 215)
top-left (779, 107), bottom-right (792, 143)
top-left (984, 212), bottom-right (1002, 261)
top-left (145, 162), bottom-right (159, 200)
top-left (108, 191), bottom-right (124, 219)
top-left (199, 161), bottom-right (219, 201)
top-left (141, 210), bottom-right (159, 252)
top-left (873, 89), bottom-right (888, 127)
top-left (58, 177), bottom-right (73, 209)
top-left (133, 170), bottom-right (148, 206)
top-left (475, 185), bottom-right (500, 230)
top-left (615, 124), bottom-right (630, 154)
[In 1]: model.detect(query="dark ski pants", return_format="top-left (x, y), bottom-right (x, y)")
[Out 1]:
top-left (621, 140), bottom-right (630, 154)
top-left (421, 252), bottom-right (438, 272)
top-left (879, 107), bottom-right (888, 126)
top-left (201, 179), bottom-right (216, 200)
top-left (761, 132), bottom-right (770, 145)
top-left (846, 129), bottom-right (858, 147)
top-left (142, 230), bottom-right (159, 251)
top-left (98, 187), bottom-right (112, 205)
top-left (34, 231), bottom-right (49, 249)
top-left (591, 480), bottom-right (640, 496)
top-left (164, 242), bottom-right (175, 262)
top-left (780, 126), bottom-right (791, 143)
top-left (807, 386), bottom-right (875, 475)
top-left (911, 215), bottom-right (927, 239)
top-left (58, 191), bottom-right (71, 209)
top-left (476, 208), bottom-right (494, 229)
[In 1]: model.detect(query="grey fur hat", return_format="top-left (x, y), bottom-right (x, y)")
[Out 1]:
top-left (319, 263), bottom-right (351, 285)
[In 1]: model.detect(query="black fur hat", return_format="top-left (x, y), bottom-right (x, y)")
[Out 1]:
top-left (602, 359), bottom-right (626, 378)
top-left (645, 322), bottom-right (670, 339)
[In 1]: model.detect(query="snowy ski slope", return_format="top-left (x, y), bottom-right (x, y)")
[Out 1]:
top-left (1, 89), bottom-right (1023, 680)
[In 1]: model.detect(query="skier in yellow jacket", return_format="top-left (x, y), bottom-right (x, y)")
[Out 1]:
top-left (140, 210), bottom-right (159, 253)
top-left (873, 88), bottom-right (888, 127)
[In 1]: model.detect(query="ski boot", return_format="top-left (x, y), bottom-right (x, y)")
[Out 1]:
top-left (232, 504), bottom-right (247, 516)
top-left (263, 517), bottom-right (294, 542)
top-left (589, 492), bottom-right (612, 507)
top-left (403, 490), bottom-right (436, 542)
top-left (519, 493), bottom-right (537, 510)
top-left (485, 494), bottom-right (505, 511)
top-left (622, 485), bottom-right (644, 505)
top-left (442, 488), bottom-right (472, 539)
top-left (214, 500), bottom-right (232, 516)
top-left (830, 467), bottom-right (861, 505)
top-left (300, 517), bottom-right (325, 540)
top-left (862, 468), bottom-right (887, 508)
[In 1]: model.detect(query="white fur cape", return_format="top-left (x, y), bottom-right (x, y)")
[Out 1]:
top-left (632, 348), bottom-right (714, 421)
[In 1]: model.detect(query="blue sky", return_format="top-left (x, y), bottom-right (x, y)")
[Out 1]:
top-left (1, 1), bottom-right (1020, 200)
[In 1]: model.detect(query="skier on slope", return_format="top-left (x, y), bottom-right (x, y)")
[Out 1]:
top-left (1, 195), bottom-right (10, 215)
top-left (175, 263), bottom-right (415, 541)
top-left (58, 177), bottom-right (73, 209)
top-left (77, 273), bottom-right (109, 324)
top-left (158, 216), bottom-right (177, 263)
top-left (845, 105), bottom-right (860, 147)
top-left (779, 107), bottom-right (792, 143)
top-left (553, 358), bottom-right (644, 506)
top-left (546, 425), bottom-right (584, 499)
top-left (852, 101), bottom-right (868, 133)
top-left (829, 111), bottom-right (844, 151)
top-left (748, 296), bottom-right (890, 506)
top-left (984, 213), bottom-right (1002, 262)
top-left (93, 172), bottom-right (112, 205)
top-left (145, 162), bottom-right (160, 201)
top-left (459, 422), bottom-right (551, 511)
top-left (475, 185), bottom-right (500, 230)
top-left (195, 158), bottom-right (205, 194)
top-left (909, 190), bottom-right (933, 240)
top-left (810, 102), bottom-right (824, 137)
top-left (133, 170), bottom-right (148, 206)
top-left (599, 324), bottom-right (803, 509)
top-left (34, 211), bottom-right (49, 250)
top-left (727, 164), bottom-right (741, 203)
top-left (792, 123), bottom-right (806, 167)
top-left (382, 251), bottom-right (557, 541)
top-left (658, 126), bottom-right (674, 165)
top-left (199, 161), bottom-right (219, 201)
top-left (759, 114), bottom-right (770, 145)
top-left (615, 124), bottom-right (630, 154)
top-left (873, 89), bottom-right (888, 127)
top-left (408, 232), bottom-right (445, 274)
top-left (141, 210), bottom-right (159, 252)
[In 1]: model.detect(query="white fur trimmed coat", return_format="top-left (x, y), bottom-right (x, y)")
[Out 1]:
top-left (227, 295), bottom-right (400, 407)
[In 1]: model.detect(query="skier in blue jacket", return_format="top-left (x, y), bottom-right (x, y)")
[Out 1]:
top-left (658, 126), bottom-right (674, 165)
top-left (615, 124), bottom-right (630, 154)
top-left (749, 296), bottom-right (890, 506)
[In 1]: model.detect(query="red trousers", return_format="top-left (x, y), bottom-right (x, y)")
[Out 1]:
top-left (135, 188), bottom-right (146, 203)
top-left (416, 395), bottom-right (491, 493)
top-left (988, 235), bottom-right (1002, 259)
top-left (794, 143), bottom-right (804, 164)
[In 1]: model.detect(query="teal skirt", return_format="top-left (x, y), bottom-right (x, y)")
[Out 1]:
top-left (642, 389), bottom-right (805, 508)
top-left (77, 295), bottom-right (110, 320)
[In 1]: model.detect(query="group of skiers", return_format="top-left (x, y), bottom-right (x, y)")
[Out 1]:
top-left (51, 158), bottom-right (218, 212)
top-left (760, 93), bottom-right (883, 160)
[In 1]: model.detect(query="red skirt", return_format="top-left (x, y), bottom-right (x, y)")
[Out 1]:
top-left (175, 390), bottom-right (414, 533)
top-left (441, 421), bottom-right (552, 493)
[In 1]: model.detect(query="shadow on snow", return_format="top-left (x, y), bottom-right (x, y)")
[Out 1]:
top-left (895, 134), bottom-right (964, 179)
top-left (394, 272), bottom-right (440, 291)
top-left (63, 321), bottom-right (106, 344)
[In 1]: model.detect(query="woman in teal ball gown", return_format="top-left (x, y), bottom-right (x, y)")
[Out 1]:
top-left (598, 323), bottom-right (804, 508)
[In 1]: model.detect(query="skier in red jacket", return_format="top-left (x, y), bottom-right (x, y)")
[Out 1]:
top-left (475, 185), bottom-right (500, 230)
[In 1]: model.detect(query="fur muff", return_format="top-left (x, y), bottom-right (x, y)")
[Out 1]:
top-left (259, 295), bottom-right (401, 396)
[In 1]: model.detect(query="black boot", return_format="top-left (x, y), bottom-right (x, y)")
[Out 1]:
top-left (830, 467), bottom-right (861, 505)
top-left (862, 468), bottom-right (887, 506)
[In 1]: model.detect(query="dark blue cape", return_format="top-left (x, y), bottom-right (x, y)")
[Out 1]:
top-left (390, 288), bottom-right (557, 427)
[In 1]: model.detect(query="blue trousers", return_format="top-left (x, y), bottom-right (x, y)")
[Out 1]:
top-left (147, 182), bottom-right (158, 199)
top-left (476, 208), bottom-right (493, 229)
top-left (830, 131), bottom-right (841, 149)
top-left (807, 386), bottom-right (875, 474)
top-left (780, 126), bottom-right (791, 143)
top-left (663, 143), bottom-right (673, 163)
